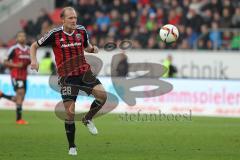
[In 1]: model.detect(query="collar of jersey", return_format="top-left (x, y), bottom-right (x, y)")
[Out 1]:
top-left (17, 43), bottom-right (28, 51)
top-left (61, 26), bottom-right (75, 36)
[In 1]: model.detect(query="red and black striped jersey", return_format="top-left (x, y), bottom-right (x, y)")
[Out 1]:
top-left (7, 44), bottom-right (30, 80)
top-left (37, 25), bottom-right (91, 77)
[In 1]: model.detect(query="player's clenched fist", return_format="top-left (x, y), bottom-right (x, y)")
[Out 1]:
top-left (92, 45), bottom-right (99, 53)
top-left (30, 60), bottom-right (39, 71)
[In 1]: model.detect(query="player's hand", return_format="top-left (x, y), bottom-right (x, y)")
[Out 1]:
top-left (30, 60), bottom-right (39, 72)
top-left (92, 46), bottom-right (99, 54)
top-left (15, 62), bottom-right (24, 68)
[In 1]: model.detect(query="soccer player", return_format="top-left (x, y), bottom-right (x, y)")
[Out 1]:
top-left (0, 31), bottom-right (30, 125)
top-left (30, 7), bottom-right (107, 156)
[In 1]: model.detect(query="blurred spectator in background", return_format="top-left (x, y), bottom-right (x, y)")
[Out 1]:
top-left (35, 9), bottom-right (53, 34)
top-left (163, 55), bottom-right (177, 78)
top-left (147, 36), bottom-right (158, 49)
top-left (231, 7), bottom-right (240, 28)
top-left (198, 24), bottom-right (210, 49)
top-left (111, 52), bottom-right (129, 77)
top-left (186, 27), bottom-right (198, 48)
top-left (146, 13), bottom-right (157, 32)
top-left (39, 51), bottom-right (55, 75)
top-left (186, 7), bottom-right (204, 33)
top-left (96, 11), bottom-right (110, 31)
top-left (212, 11), bottom-right (221, 24)
top-left (196, 39), bottom-right (205, 50)
top-left (179, 39), bottom-right (190, 49)
top-left (23, 20), bottom-right (36, 37)
top-left (206, 40), bottom-right (213, 50)
top-left (116, 52), bottom-right (129, 77)
top-left (209, 22), bottom-right (222, 50)
top-left (220, 8), bottom-right (232, 28)
top-left (2, 0), bottom-right (240, 50)
top-left (231, 32), bottom-right (240, 50)
top-left (222, 31), bottom-right (232, 49)
top-left (201, 0), bottom-right (222, 13)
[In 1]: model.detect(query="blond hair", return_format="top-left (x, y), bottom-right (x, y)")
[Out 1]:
top-left (60, 7), bottom-right (76, 18)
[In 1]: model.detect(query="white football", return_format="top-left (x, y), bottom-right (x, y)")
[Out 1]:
top-left (159, 24), bottom-right (179, 43)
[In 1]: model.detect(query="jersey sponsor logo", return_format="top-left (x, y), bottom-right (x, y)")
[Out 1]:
top-left (60, 38), bottom-right (65, 42)
top-left (76, 34), bottom-right (82, 40)
top-left (18, 54), bottom-right (30, 59)
top-left (61, 42), bottom-right (82, 48)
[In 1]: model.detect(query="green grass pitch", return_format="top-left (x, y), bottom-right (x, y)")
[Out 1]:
top-left (0, 110), bottom-right (240, 160)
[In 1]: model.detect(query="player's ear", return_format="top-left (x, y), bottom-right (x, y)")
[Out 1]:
top-left (60, 15), bottom-right (64, 22)
top-left (60, 10), bottom-right (65, 23)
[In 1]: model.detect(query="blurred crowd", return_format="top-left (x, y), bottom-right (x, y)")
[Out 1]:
top-left (1, 0), bottom-right (240, 50)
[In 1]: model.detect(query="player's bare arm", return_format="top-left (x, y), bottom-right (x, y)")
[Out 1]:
top-left (4, 60), bottom-right (23, 68)
top-left (30, 41), bottom-right (40, 71)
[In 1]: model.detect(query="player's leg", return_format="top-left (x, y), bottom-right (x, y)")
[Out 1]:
top-left (59, 76), bottom-right (78, 155)
top-left (15, 88), bottom-right (28, 124)
top-left (13, 79), bottom-right (28, 124)
top-left (82, 84), bottom-right (107, 135)
top-left (0, 78), bottom-right (22, 102)
top-left (79, 70), bottom-right (107, 134)
top-left (63, 100), bottom-right (76, 150)
top-left (84, 84), bottom-right (107, 121)
top-left (0, 90), bottom-right (16, 102)
top-left (64, 99), bottom-right (78, 156)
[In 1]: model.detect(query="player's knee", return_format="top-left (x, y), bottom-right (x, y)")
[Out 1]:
top-left (16, 93), bottom-right (25, 103)
top-left (16, 97), bottom-right (23, 104)
top-left (66, 111), bottom-right (75, 121)
top-left (98, 92), bottom-right (107, 105)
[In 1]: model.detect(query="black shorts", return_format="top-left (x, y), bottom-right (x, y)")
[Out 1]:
top-left (58, 70), bottom-right (101, 102)
top-left (11, 78), bottom-right (27, 91)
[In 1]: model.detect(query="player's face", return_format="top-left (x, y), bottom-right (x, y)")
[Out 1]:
top-left (17, 32), bottom-right (26, 44)
top-left (63, 10), bottom-right (77, 31)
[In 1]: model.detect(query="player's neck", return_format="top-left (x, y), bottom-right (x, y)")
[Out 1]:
top-left (18, 43), bottom-right (25, 48)
top-left (63, 26), bottom-right (74, 34)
